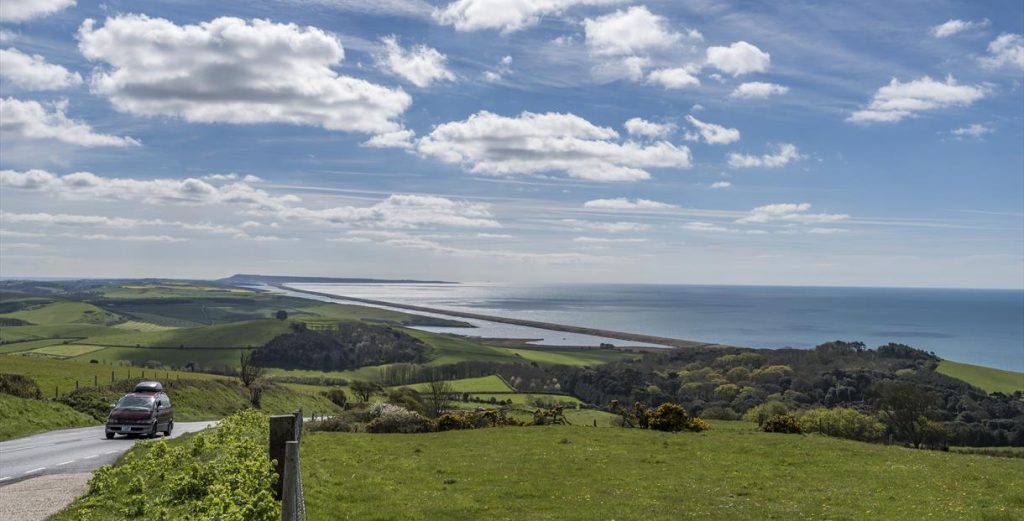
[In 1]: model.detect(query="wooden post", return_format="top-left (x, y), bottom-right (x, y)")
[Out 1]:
top-left (94, 375), bottom-right (98, 387)
top-left (281, 441), bottom-right (299, 521)
top-left (76, 380), bottom-right (79, 390)
top-left (269, 415), bottom-right (297, 499)
top-left (55, 385), bottom-right (58, 398)
top-left (111, 371), bottom-right (114, 384)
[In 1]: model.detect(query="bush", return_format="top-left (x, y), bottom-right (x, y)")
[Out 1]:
top-left (322, 388), bottom-right (348, 408)
top-left (701, 406), bottom-right (739, 421)
top-left (799, 407), bottom-right (884, 442)
top-left (58, 410), bottom-right (278, 520)
top-left (365, 403), bottom-right (434, 434)
top-left (0, 374), bottom-right (42, 399)
top-left (742, 401), bottom-right (791, 427)
top-left (436, 412), bottom-right (476, 432)
top-left (763, 413), bottom-right (802, 434)
top-left (307, 413), bottom-right (360, 433)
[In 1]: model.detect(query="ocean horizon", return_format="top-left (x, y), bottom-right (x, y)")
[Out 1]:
top-left (289, 282), bottom-right (1024, 372)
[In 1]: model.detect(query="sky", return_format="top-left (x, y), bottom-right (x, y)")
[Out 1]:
top-left (0, 0), bottom-right (1022, 288)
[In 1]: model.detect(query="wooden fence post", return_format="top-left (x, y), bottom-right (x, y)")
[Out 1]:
top-left (269, 415), bottom-right (297, 499)
top-left (281, 441), bottom-right (299, 521)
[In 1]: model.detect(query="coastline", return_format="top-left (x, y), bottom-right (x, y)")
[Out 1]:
top-left (274, 284), bottom-right (734, 350)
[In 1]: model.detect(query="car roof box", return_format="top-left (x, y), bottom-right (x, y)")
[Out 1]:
top-left (134, 381), bottom-right (164, 393)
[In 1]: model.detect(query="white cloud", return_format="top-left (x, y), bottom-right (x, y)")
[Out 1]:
top-left (684, 221), bottom-right (736, 233)
top-left (705, 41), bottom-right (770, 76)
top-left (646, 67), bottom-right (700, 89)
top-left (0, 169), bottom-right (298, 208)
top-left (623, 117), bottom-right (674, 138)
top-left (78, 15), bottom-right (411, 134)
top-left (573, 236), bottom-right (646, 243)
top-left (731, 81), bottom-right (789, 99)
top-left (561, 219), bottom-right (649, 232)
top-left (710, 181), bottom-right (731, 189)
top-left (683, 115), bottom-right (740, 145)
top-left (584, 6), bottom-right (680, 57)
top-left (847, 75), bottom-right (986, 124)
top-left (379, 234), bottom-right (609, 264)
top-left (76, 234), bottom-right (186, 242)
top-left (583, 197), bottom-right (674, 210)
top-left (736, 203), bottom-right (848, 224)
top-left (476, 232), bottom-right (513, 239)
top-left (377, 35), bottom-right (455, 88)
top-left (434, 0), bottom-right (621, 33)
top-left (483, 55), bottom-right (512, 82)
top-left (0, 98), bottom-right (138, 147)
top-left (807, 227), bottom-right (847, 234)
top-left (728, 143), bottom-right (801, 168)
top-left (362, 129), bottom-right (416, 149)
top-left (952, 123), bottom-right (992, 138)
top-left (416, 110), bottom-right (692, 182)
top-left (275, 194), bottom-right (501, 229)
top-left (0, 0), bottom-right (74, 22)
top-left (930, 19), bottom-right (989, 38)
top-left (980, 33), bottom-right (1024, 71)
top-left (0, 48), bottom-right (82, 91)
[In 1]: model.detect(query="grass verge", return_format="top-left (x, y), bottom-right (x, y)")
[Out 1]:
top-left (937, 360), bottom-right (1024, 394)
top-left (0, 393), bottom-right (97, 441)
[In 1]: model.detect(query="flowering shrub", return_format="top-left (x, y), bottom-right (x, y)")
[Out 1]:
top-left (365, 404), bottom-right (434, 433)
top-left (436, 412), bottom-right (476, 431)
top-left (763, 413), bottom-right (802, 434)
top-left (56, 409), bottom-right (278, 521)
top-left (799, 407), bottom-right (884, 442)
top-left (647, 403), bottom-right (710, 432)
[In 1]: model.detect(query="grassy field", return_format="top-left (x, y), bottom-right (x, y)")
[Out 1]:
top-left (303, 421), bottom-right (1024, 521)
top-left (0, 356), bottom-right (223, 397)
top-left (28, 344), bottom-right (108, 358)
top-left (73, 345), bottom-right (249, 368)
top-left (75, 319), bottom-right (293, 348)
top-left (0, 338), bottom-right (70, 354)
top-left (498, 346), bottom-right (639, 366)
top-left (0, 301), bottom-right (122, 326)
top-left (0, 394), bottom-right (97, 441)
top-left (401, 375), bottom-right (515, 393)
top-left (937, 361), bottom-right (1024, 394)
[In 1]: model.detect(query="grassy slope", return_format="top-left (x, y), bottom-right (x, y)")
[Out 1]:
top-left (0, 301), bottom-right (122, 326)
top-left (75, 346), bottom-right (249, 368)
top-left (937, 361), bottom-right (1024, 394)
top-left (76, 319), bottom-right (293, 348)
top-left (303, 421), bottom-right (1024, 521)
top-left (0, 356), bottom-right (222, 396)
top-left (401, 375), bottom-right (514, 393)
top-left (0, 394), bottom-right (97, 441)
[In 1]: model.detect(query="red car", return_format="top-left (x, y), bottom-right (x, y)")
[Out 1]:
top-left (105, 381), bottom-right (174, 439)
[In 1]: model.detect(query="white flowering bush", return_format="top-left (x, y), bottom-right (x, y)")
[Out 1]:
top-left (365, 402), bottom-right (433, 433)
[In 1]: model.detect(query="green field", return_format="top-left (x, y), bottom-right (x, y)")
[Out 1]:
top-left (112, 319), bottom-right (178, 332)
top-left (402, 375), bottom-right (515, 393)
top-left (937, 361), bottom-right (1024, 394)
top-left (74, 346), bottom-right (249, 369)
top-left (0, 394), bottom-right (97, 441)
top-left (0, 356), bottom-right (222, 397)
top-left (0, 338), bottom-right (70, 354)
top-left (303, 421), bottom-right (1024, 521)
top-left (0, 301), bottom-right (122, 326)
top-left (75, 319), bottom-right (294, 348)
top-left (28, 344), bottom-right (109, 358)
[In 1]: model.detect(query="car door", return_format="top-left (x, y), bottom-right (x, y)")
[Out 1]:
top-left (156, 393), bottom-right (171, 429)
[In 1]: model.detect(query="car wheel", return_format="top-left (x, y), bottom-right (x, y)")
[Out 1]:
top-left (164, 421), bottom-right (173, 437)
top-left (149, 424), bottom-right (158, 439)
top-left (105, 432), bottom-right (115, 439)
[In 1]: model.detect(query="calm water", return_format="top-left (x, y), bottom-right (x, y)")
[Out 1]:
top-left (289, 283), bottom-right (1024, 372)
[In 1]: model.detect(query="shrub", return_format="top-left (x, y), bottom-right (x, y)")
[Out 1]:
top-left (0, 374), bottom-right (42, 399)
top-left (322, 388), bottom-right (348, 408)
top-left (308, 414), bottom-right (360, 433)
top-left (436, 412), bottom-right (476, 432)
top-left (763, 414), bottom-right (802, 434)
top-left (742, 401), bottom-right (791, 427)
top-left (365, 404), bottom-right (433, 434)
top-left (799, 407), bottom-right (884, 442)
top-left (644, 403), bottom-right (710, 432)
top-left (701, 406), bottom-right (739, 421)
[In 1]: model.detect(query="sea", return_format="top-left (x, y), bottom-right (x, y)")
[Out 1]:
top-left (283, 283), bottom-right (1024, 372)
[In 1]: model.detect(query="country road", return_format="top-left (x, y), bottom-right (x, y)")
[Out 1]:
top-left (0, 421), bottom-right (215, 486)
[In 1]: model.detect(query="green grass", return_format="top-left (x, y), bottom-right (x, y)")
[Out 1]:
top-left (498, 346), bottom-right (640, 366)
top-left (0, 393), bottom-right (97, 441)
top-left (401, 375), bottom-right (515, 393)
top-left (0, 301), bottom-right (122, 326)
top-left (112, 319), bottom-right (178, 332)
top-left (0, 323), bottom-right (125, 343)
top-left (0, 338), bottom-right (70, 354)
top-left (28, 344), bottom-right (108, 358)
top-left (303, 421), bottom-right (1024, 521)
top-left (0, 355), bottom-right (223, 396)
top-left (466, 393), bottom-right (584, 407)
top-left (937, 361), bottom-right (1024, 394)
top-left (77, 319), bottom-right (293, 348)
top-left (298, 303), bottom-right (470, 327)
top-left (74, 346), bottom-right (250, 369)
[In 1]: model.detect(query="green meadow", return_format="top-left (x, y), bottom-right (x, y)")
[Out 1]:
top-left (303, 421), bottom-right (1024, 521)
top-left (937, 360), bottom-right (1024, 395)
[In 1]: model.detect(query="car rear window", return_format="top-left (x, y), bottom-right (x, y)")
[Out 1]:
top-left (117, 395), bottom-right (155, 410)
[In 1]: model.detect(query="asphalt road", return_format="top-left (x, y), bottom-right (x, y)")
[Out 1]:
top-left (0, 421), bottom-right (215, 486)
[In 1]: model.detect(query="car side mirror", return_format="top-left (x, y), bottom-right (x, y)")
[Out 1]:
top-left (156, 400), bottom-right (162, 409)
top-left (109, 403), bottom-right (116, 409)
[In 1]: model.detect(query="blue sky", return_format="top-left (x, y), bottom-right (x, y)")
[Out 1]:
top-left (1, 0), bottom-right (1022, 288)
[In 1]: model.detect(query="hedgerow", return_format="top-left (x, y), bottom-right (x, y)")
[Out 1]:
top-left (54, 410), bottom-right (278, 521)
